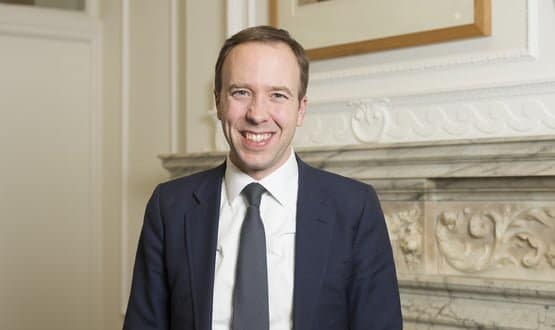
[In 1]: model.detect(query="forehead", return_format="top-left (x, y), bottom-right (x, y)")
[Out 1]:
top-left (221, 41), bottom-right (300, 86)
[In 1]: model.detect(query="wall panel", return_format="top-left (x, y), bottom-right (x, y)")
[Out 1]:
top-left (0, 5), bottom-right (102, 329)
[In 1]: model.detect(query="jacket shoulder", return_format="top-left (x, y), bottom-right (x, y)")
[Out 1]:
top-left (154, 164), bottom-right (225, 201)
top-left (300, 160), bottom-right (374, 195)
top-left (298, 160), bottom-right (382, 219)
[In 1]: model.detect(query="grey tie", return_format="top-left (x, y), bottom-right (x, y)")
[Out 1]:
top-left (232, 182), bottom-right (269, 330)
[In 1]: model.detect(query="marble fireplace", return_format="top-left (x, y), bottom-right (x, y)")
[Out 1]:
top-left (160, 136), bottom-right (555, 329)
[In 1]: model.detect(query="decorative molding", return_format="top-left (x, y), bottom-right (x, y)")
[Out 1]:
top-left (385, 206), bottom-right (424, 272)
top-left (85, 0), bottom-right (99, 18)
top-left (436, 206), bottom-right (555, 277)
top-left (311, 49), bottom-right (534, 84)
top-left (295, 80), bottom-right (555, 146)
top-left (225, 0), bottom-right (244, 36)
top-left (225, 0), bottom-right (257, 37)
top-left (295, 109), bottom-right (355, 146)
top-left (120, 0), bottom-right (131, 316)
top-left (161, 136), bottom-right (555, 180)
top-left (547, 243), bottom-right (555, 268)
top-left (399, 273), bottom-right (555, 301)
top-left (88, 16), bottom-right (104, 328)
top-left (526, 0), bottom-right (539, 58)
top-left (246, 0), bottom-right (256, 27)
top-left (310, 0), bottom-right (537, 83)
top-left (170, 0), bottom-right (179, 153)
top-left (383, 98), bottom-right (555, 142)
top-left (350, 99), bottom-right (389, 143)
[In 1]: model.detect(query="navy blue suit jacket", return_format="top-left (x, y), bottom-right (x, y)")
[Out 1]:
top-left (123, 158), bottom-right (402, 330)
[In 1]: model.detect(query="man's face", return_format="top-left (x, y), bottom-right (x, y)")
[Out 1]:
top-left (217, 41), bottom-right (307, 180)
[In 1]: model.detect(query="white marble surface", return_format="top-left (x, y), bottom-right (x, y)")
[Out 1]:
top-left (160, 136), bottom-right (555, 178)
top-left (159, 136), bottom-right (555, 329)
top-left (400, 274), bottom-right (555, 329)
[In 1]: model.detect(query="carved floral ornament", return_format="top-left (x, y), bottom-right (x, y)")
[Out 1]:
top-left (436, 206), bottom-right (555, 273)
top-left (385, 207), bottom-right (423, 270)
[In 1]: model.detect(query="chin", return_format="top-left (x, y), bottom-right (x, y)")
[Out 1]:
top-left (242, 158), bottom-right (271, 172)
top-left (236, 154), bottom-right (274, 172)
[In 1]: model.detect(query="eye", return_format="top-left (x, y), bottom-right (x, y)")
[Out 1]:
top-left (271, 92), bottom-right (289, 100)
top-left (231, 89), bottom-right (250, 98)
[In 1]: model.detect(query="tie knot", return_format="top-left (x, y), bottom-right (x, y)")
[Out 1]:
top-left (242, 182), bottom-right (265, 207)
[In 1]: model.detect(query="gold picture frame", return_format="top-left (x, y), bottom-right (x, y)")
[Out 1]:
top-left (270, 0), bottom-right (491, 60)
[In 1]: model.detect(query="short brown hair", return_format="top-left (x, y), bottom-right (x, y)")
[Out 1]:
top-left (214, 25), bottom-right (309, 104)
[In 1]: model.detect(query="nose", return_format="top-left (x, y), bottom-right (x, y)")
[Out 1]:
top-left (245, 96), bottom-right (268, 124)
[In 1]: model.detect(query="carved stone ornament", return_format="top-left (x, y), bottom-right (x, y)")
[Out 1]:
top-left (436, 206), bottom-right (555, 273)
top-left (350, 99), bottom-right (389, 143)
top-left (385, 207), bottom-right (423, 271)
top-left (386, 99), bottom-right (555, 141)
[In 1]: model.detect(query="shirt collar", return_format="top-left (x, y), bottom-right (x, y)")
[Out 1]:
top-left (224, 150), bottom-right (298, 207)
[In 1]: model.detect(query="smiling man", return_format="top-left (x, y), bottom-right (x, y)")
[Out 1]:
top-left (123, 26), bottom-right (402, 330)
top-left (216, 40), bottom-right (307, 180)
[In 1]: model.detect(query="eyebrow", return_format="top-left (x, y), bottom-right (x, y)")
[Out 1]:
top-left (227, 83), bottom-right (249, 91)
top-left (269, 86), bottom-right (294, 96)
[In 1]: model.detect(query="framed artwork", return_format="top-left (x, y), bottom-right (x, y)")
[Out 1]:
top-left (270, 0), bottom-right (491, 60)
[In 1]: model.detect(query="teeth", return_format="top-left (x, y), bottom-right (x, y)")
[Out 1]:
top-left (245, 132), bottom-right (271, 142)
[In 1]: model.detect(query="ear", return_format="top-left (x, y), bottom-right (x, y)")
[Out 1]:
top-left (296, 96), bottom-right (307, 127)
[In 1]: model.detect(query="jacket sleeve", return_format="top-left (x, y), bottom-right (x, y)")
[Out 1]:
top-left (348, 186), bottom-right (403, 330)
top-left (123, 186), bottom-right (170, 330)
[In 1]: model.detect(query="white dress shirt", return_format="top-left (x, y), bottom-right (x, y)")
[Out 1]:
top-left (212, 150), bottom-right (298, 330)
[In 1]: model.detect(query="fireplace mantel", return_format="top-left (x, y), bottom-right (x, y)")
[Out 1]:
top-left (160, 136), bottom-right (555, 329)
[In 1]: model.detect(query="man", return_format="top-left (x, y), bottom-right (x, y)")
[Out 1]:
top-left (124, 26), bottom-right (402, 330)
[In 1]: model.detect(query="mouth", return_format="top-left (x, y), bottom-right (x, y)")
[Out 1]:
top-left (241, 131), bottom-right (274, 146)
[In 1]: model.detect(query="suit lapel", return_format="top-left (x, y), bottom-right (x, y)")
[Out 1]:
top-left (184, 164), bottom-right (225, 330)
top-left (293, 159), bottom-right (334, 330)
top-left (183, 160), bottom-right (334, 330)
